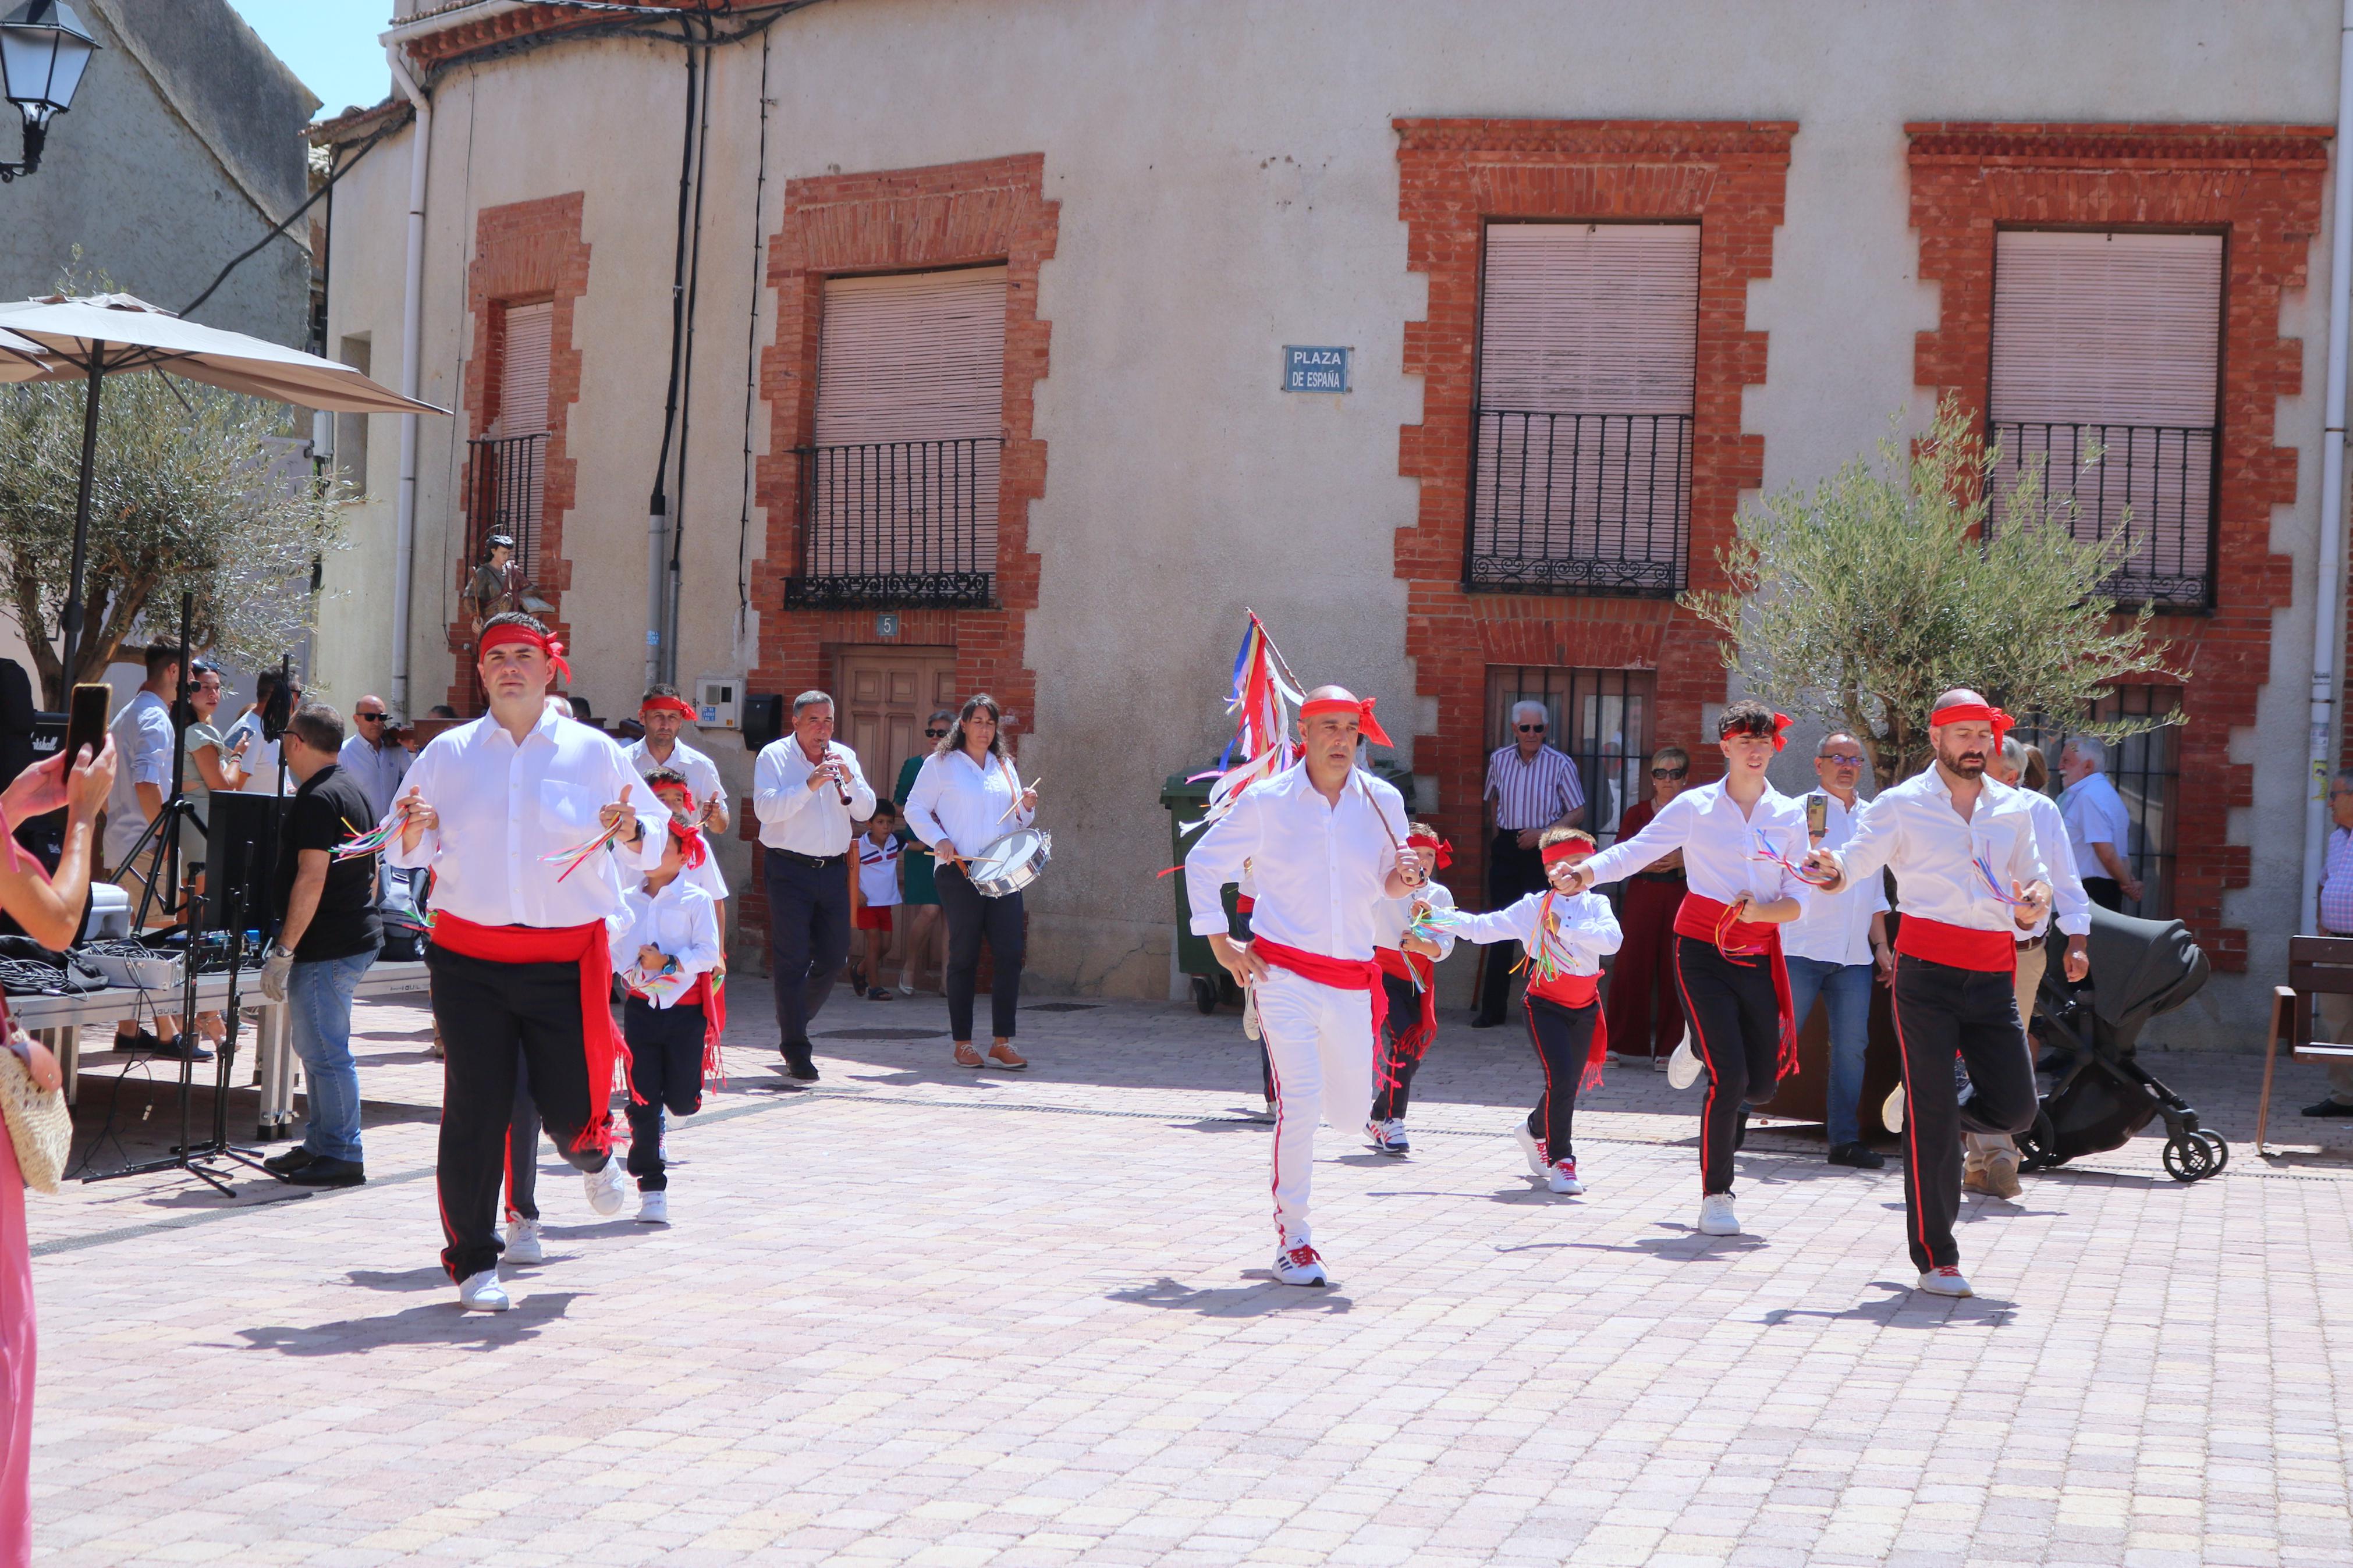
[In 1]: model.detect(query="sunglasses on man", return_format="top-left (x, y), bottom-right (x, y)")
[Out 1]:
top-left (357, 712), bottom-right (387, 722)
top-left (1516, 722), bottom-right (1546, 733)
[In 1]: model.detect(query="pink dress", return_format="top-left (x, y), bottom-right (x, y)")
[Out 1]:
top-left (0, 1121), bottom-right (29, 1564)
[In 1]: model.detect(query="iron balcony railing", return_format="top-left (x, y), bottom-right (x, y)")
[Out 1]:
top-left (1989, 420), bottom-right (2218, 611)
top-left (466, 432), bottom-right (546, 580)
top-left (783, 437), bottom-right (1002, 610)
top-left (1466, 410), bottom-right (1692, 597)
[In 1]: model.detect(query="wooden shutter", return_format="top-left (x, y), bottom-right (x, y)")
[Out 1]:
top-left (810, 268), bottom-right (1007, 580)
top-left (1989, 232), bottom-right (2222, 604)
top-left (1472, 225), bottom-right (1697, 589)
top-left (495, 302), bottom-right (552, 577)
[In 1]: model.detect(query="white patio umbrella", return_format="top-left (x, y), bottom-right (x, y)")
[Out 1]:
top-left (0, 292), bottom-right (446, 675)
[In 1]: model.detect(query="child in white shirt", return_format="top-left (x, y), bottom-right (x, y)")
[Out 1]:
top-left (851, 800), bottom-right (904, 1001)
top-left (1365, 825), bottom-right (1458, 1156)
top-left (619, 815), bottom-right (723, 1223)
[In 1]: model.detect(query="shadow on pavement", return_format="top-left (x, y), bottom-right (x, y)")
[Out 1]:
top-left (345, 1267), bottom-right (448, 1293)
top-left (1761, 1282), bottom-right (2017, 1329)
top-left (1109, 1277), bottom-right (1354, 1316)
top-left (232, 1291), bottom-right (581, 1354)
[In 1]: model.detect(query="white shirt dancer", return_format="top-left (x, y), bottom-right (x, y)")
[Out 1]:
top-left (1184, 684), bottom-right (1420, 1287)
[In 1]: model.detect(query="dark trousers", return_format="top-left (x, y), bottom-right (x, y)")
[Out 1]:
top-left (937, 863), bottom-right (1024, 1041)
top-left (1674, 935), bottom-right (1781, 1196)
top-left (1891, 954), bottom-right (2039, 1272)
top-left (2083, 876), bottom-right (2124, 912)
top-left (1371, 970), bottom-right (1424, 1120)
top-left (1476, 830), bottom-right (1550, 1022)
top-left (427, 947), bottom-right (609, 1281)
top-left (504, 1057), bottom-right (540, 1222)
top-left (1606, 873), bottom-right (1687, 1057)
top-left (624, 997), bottom-right (705, 1192)
top-left (765, 851), bottom-right (850, 1048)
top-left (1524, 995), bottom-right (1599, 1165)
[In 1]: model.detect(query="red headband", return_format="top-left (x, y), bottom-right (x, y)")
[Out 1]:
top-left (1720, 712), bottom-right (1794, 751)
top-left (665, 814), bottom-right (708, 869)
top-left (641, 695), bottom-right (698, 721)
top-left (651, 782), bottom-right (695, 814)
top-left (479, 624), bottom-right (571, 686)
top-left (1299, 695), bottom-right (1394, 748)
top-left (1541, 837), bottom-right (1595, 867)
top-left (1930, 701), bottom-right (2014, 749)
top-left (1406, 829), bottom-right (1453, 869)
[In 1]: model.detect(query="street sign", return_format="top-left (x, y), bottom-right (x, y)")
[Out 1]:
top-left (1282, 345), bottom-right (1350, 393)
top-left (876, 612), bottom-right (900, 638)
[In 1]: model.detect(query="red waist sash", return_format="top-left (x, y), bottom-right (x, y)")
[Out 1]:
top-left (432, 912), bottom-right (631, 1153)
top-left (1254, 937), bottom-right (1387, 1047)
top-left (623, 970), bottom-right (729, 1082)
top-left (1894, 915), bottom-right (2016, 973)
top-left (1673, 893), bottom-right (1798, 1078)
top-left (1374, 944), bottom-right (1437, 1064)
top-left (1526, 969), bottom-right (1609, 1089)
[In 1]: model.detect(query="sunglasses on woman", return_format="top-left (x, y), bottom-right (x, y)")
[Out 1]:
top-left (924, 728), bottom-right (946, 738)
top-left (1652, 766), bottom-right (1688, 780)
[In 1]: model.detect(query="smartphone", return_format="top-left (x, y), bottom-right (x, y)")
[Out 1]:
top-left (63, 682), bottom-right (109, 770)
top-left (1805, 791), bottom-right (1829, 841)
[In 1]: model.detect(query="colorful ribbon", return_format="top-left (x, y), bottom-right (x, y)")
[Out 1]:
top-left (540, 818), bottom-right (629, 883)
top-left (1747, 826), bottom-right (1837, 887)
top-left (333, 816), bottom-right (402, 862)
top-left (1971, 849), bottom-right (2039, 910)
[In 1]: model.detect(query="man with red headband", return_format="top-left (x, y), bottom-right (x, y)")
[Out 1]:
top-left (1185, 684), bottom-right (1421, 1286)
top-left (615, 790), bottom-right (724, 1225)
top-left (1561, 699), bottom-right (1813, 1239)
top-left (1365, 823), bottom-right (1458, 1156)
top-left (626, 684), bottom-right (729, 838)
top-left (387, 610), bottom-right (672, 1311)
top-left (1802, 688), bottom-right (2063, 1299)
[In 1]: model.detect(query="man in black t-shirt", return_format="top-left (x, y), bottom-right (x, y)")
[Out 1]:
top-left (258, 705), bottom-right (384, 1187)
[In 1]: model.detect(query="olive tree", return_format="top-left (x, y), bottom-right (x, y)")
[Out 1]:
top-left (1681, 395), bottom-right (2185, 782)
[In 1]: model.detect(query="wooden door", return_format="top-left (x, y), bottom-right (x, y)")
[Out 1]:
top-left (835, 647), bottom-right (960, 802)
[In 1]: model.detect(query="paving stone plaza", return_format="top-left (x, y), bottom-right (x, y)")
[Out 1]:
top-left (23, 984), bottom-right (2353, 1567)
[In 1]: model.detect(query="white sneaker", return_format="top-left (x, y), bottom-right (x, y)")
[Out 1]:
top-left (1241, 984), bottom-right (1261, 1041)
top-left (1917, 1264), bottom-right (1974, 1297)
top-left (1367, 1118), bottom-right (1410, 1157)
top-left (1668, 1032), bottom-right (1701, 1090)
top-left (456, 1269), bottom-right (510, 1311)
top-left (1883, 1084), bottom-right (1905, 1135)
top-left (636, 1189), bottom-right (669, 1225)
top-left (503, 1218), bottom-right (545, 1265)
top-left (1697, 1193), bottom-right (1740, 1236)
top-left (1547, 1158), bottom-right (1584, 1196)
top-left (1272, 1242), bottom-right (1328, 1287)
top-left (1513, 1122), bottom-right (1548, 1179)
top-left (583, 1158), bottom-right (629, 1217)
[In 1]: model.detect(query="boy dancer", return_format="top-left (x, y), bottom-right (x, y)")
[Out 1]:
top-left (1185, 685), bottom-right (1421, 1285)
top-left (852, 801), bottom-right (904, 1000)
top-left (1561, 701), bottom-right (1813, 1237)
top-left (1367, 826), bottom-right (1457, 1156)
top-left (1450, 827), bottom-right (1621, 1193)
top-left (619, 806), bottom-right (725, 1224)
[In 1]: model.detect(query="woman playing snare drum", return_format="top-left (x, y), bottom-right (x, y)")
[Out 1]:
top-left (904, 694), bottom-right (1038, 1069)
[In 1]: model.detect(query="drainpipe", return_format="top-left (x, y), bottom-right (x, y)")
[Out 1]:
top-left (388, 49), bottom-right (432, 721)
top-left (2306, 0), bottom-right (2353, 934)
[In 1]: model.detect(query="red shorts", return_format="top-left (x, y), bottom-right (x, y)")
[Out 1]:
top-left (854, 906), bottom-right (895, 932)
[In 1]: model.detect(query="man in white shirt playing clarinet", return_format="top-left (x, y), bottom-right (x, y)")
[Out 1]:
top-left (1185, 685), bottom-right (1422, 1288)
top-left (751, 691), bottom-right (876, 1082)
top-left (1803, 690), bottom-right (2063, 1299)
top-left (386, 611), bottom-right (672, 1313)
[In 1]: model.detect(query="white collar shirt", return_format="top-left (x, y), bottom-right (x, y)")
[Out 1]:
top-left (1451, 887), bottom-right (1622, 977)
top-left (903, 748), bottom-right (1034, 859)
top-left (622, 875), bottom-right (723, 1007)
top-left (1577, 779), bottom-right (1814, 908)
top-left (102, 691), bottom-right (174, 866)
top-left (382, 709), bottom-right (668, 936)
top-left (2017, 789), bottom-right (2092, 940)
top-left (1372, 879), bottom-right (1456, 959)
top-left (1781, 791), bottom-right (1889, 966)
top-left (1183, 763), bottom-right (1408, 961)
top-left (1834, 766), bottom-right (2079, 936)
top-left (337, 734), bottom-right (411, 821)
top-left (751, 738), bottom-right (876, 856)
top-left (624, 735), bottom-right (727, 812)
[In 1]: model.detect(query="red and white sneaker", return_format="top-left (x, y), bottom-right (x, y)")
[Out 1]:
top-left (1916, 1264), bottom-right (1974, 1297)
top-left (1513, 1123), bottom-right (1548, 1179)
top-left (1272, 1243), bottom-right (1329, 1287)
top-left (1547, 1158), bottom-right (1584, 1195)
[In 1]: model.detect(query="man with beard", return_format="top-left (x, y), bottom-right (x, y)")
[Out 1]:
top-left (1804, 690), bottom-right (2057, 1298)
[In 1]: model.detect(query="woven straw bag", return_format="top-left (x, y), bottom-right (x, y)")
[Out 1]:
top-left (0, 1030), bottom-right (68, 1196)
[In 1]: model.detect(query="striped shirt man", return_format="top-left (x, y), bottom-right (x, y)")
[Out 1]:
top-left (2322, 824), bottom-right (2353, 936)
top-left (1484, 742), bottom-right (1585, 832)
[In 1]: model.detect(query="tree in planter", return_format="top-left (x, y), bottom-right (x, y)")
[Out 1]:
top-left (0, 371), bottom-right (347, 707)
top-left (1680, 395), bottom-right (2188, 785)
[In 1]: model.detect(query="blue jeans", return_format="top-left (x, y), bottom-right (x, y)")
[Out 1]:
top-left (1784, 955), bottom-right (1875, 1148)
top-left (288, 947), bottom-right (378, 1164)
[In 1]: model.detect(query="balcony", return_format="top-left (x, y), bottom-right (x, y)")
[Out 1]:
top-left (783, 438), bottom-right (1002, 610)
top-left (1465, 410), bottom-right (1691, 597)
top-left (1989, 420), bottom-right (2217, 611)
top-left (466, 432), bottom-right (546, 579)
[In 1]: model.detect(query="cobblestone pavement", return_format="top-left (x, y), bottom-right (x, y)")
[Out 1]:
top-left (23, 984), bottom-right (2353, 1566)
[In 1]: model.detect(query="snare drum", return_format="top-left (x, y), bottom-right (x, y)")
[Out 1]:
top-left (964, 827), bottom-right (1052, 898)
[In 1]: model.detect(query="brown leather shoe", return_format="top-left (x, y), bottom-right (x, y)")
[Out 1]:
top-left (1962, 1165), bottom-right (1994, 1196)
top-left (953, 1042), bottom-right (984, 1068)
top-left (986, 1043), bottom-right (1028, 1071)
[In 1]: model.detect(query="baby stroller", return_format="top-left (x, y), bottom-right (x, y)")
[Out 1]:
top-left (2016, 905), bottom-right (2224, 1182)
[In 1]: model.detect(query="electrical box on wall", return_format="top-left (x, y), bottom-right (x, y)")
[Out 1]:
top-left (695, 675), bottom-right (742, 730)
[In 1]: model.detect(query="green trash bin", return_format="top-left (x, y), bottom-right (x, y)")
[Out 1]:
top-left (1162, 771), bottom-right (1245, 1014)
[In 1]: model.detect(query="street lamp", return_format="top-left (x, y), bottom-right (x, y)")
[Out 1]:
top-left (0, 0), bottom-right (96, 183)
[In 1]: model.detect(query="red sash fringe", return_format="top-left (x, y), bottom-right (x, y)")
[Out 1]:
top-left (1374, 944), bottom-right (1437, 1063)
top-left (431, 911), bottom-right (634, 1154)
top-left (1674, 894), bottom-right (1798, 1079)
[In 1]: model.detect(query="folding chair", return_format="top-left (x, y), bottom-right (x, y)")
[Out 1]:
top-left (2254, 935), bottom-right (2353, 1154)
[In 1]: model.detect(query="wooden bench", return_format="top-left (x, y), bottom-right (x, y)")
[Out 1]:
top-left (2254, 935), bottom-right (2353, 1153)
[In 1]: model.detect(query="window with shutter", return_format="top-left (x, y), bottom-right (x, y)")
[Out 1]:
top-left (1988, 230), bottom-right (2222, 609)
top-left (470, 301), bottom-right (552, 582)
top-left (791, 266), bottom-right (1007, 607)
top-left (1470, 223), bottom-right (1698, 596)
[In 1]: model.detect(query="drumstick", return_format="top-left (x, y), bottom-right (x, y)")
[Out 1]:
top-left (996, 774), bottom-right (1043, 823)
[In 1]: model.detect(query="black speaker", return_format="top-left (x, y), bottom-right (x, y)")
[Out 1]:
top-left (205, 792), bottom-right (284, 938)
top-left (742, 692), bottom-right (784, 752)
